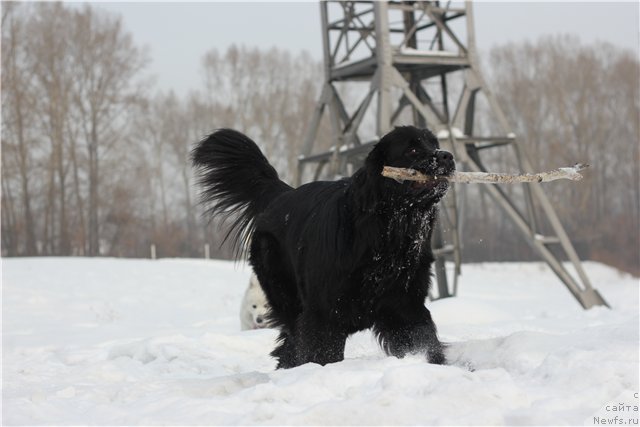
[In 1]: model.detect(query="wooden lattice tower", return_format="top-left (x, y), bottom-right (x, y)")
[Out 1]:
top-left (297, 0), bottom-right (608, 309)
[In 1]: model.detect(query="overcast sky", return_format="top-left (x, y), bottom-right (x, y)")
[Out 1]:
top-left (92, 2), bottom-right (639, 96)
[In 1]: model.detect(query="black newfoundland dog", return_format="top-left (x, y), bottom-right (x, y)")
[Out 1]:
top-left (192, 126), bottom-right (455, 369)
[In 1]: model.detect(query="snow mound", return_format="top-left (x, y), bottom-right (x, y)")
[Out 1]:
top-left (2, 258), bottom-right (638, 425)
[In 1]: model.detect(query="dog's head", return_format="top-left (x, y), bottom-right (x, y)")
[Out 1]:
top-left (245, 276), bottom-right (271, 329)
top-left (364, 126), bottom-right (455, 203)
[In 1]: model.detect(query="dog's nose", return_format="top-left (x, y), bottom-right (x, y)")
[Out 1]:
top-left (256, 316), bottom-right (263, 324)
top-left (435, 150), bottom-right (455, 171)
top-left (436, 150), bottom-right (453, 163)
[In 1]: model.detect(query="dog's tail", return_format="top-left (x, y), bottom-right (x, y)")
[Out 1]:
top-left (191, 129), bottom-right (292, 257)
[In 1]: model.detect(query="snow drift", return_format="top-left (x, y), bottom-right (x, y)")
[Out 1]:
top-left (2, 258), bottom-right (638, 425)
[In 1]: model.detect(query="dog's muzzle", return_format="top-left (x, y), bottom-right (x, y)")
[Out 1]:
top-left (409, 150), bottom-right (455, 193)
top-left (433, 150), bottom-right (455, 176)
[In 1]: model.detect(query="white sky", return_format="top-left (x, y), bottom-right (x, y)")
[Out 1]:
top-left (91, 1), bottom-right (640, 96)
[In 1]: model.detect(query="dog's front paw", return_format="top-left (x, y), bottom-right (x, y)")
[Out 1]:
top-left (427, 344), bottom-right (447, 365)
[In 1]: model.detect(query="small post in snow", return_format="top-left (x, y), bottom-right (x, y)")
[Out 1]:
top-left (150, 244), bottom-right (156, 260)
top-left (204, 243), bottom-right (210, 260)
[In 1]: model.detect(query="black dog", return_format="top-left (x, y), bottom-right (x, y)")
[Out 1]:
top-left (192, 126), bottom-right (455, 369)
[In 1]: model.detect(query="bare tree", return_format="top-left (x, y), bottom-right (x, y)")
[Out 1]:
top-left (1, 3), bottom-right (149, 257)
top-left (69, 5), bottom-right (149, 255)
top-left (26, 3), bottom-right (77, 254)
top-left (1, 3), bottom-right (38, 255)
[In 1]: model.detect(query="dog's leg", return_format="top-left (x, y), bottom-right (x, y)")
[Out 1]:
top-left (373, 303), bottom-right (446, 365)
top-left (249, 233), bottom-right (300, 323)
top-left (294, 311), bottom-right (348, 367)
top-left (249, 232), bottom-right (303, 368)
top-left (271, 330), bottom-right (299, 369)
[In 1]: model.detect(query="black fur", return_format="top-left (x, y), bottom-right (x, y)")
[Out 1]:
top-left (192, 126), bottom-right (455, 368)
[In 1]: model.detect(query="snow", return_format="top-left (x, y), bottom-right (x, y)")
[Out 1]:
top-left (2, 258), bottom-right (639, 425)
top-left (436, 127), bottom-right (465, 139)
top-left (399, 47), bottom-right (459, 57)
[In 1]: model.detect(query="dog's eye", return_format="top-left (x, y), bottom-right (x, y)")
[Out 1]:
top-left (252, 304), bottom-right (257, 309)
top-left (407, 148), bottom-right (420, 157)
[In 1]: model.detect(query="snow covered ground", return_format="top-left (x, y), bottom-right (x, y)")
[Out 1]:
top-left (2, 257), bottom-right (638, 426)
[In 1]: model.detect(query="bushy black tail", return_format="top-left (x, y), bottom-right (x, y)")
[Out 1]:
top-left (191, 129), bottom-right (292, 258)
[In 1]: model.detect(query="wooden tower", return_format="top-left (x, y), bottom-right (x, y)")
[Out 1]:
top-left (297, 1), bottom-right (608, 309)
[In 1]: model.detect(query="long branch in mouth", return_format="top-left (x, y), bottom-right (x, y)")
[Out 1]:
top-left (382, 164), bottom-right (589, 184)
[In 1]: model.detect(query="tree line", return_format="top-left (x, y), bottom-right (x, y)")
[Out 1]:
top-left (2, 3), bottom-right (638, 274)
top-left (1, 2), bottom-right (323, 259)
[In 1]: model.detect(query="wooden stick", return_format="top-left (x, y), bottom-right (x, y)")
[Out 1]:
top-left (382, 163), bottom-right (589, 184)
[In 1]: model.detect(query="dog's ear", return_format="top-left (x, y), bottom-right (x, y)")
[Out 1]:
top-left (249, 275), bottom-right (259, 288)
top-left (365, 126), bottom-right (413, 174)
top-left (364, 139), bottom-right (388, 175)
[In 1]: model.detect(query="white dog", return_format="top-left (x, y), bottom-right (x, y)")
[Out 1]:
top-left (240, 274), bottom-right (271, 330)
